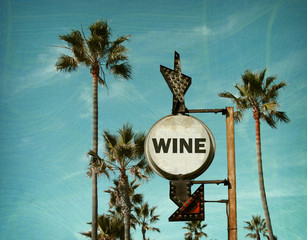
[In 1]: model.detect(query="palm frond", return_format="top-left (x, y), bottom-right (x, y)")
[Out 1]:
top-left (106, 35), bottom-right (130, 67)
top-left (98, 66), bottom-right (107, 86)
top-left (134, 132), bottom-right (145, 158)
top-left (264, 75), bottom-right (277, 91)
top-left (55, 54), bottom-right (78, 72)
top-left (109, 62), bottom-right (132, 80)
top-left (131, 193), bottom-right (143, 205)
top-left (219, 91), bottom-right (248, 110)
top-left (264, 81), bottom-right (287, 102)
top-left (86, 149), bottom-right (113, 177)
top-left (244, 215), bottom-right (268, 239)
top-left (80, 231), bottom-right (92, 238)
top-left (273, 111), bottom-right (290, 124)
top-left (113, 35), bottom-right (131, 45)
top-left (218, 91), bottom-right (236, 99)
top-left (235, 84), bottom-right (248, 98)
top-left (245, 232), bottom-right (257, 239)
top-left (259, 68), bottom-right (267, 85)
top-left (262, 114), bottom-right (277, 128)
top-left (106, 46), bottom-right (129, 70)
top-left (89, 19), bottom-right (110, 41)
top-left (261, 100), bottom-right (278, 112)
top-left (152, 227), bottom-right (160, 232)
top-left (234, 110), bottom-right (244, 122)
top-left (59, 30), bottom-right (91, 65)
top-left (129, 165), bottom-right (144, 180)
top-left (87, 20), bottom-right (110, 58)
top-left (103, 130), bottom-right (118, 153)
top-left (119, 123), bottom-right (134, 145)
top-left (59, 30), bottom-right (82, 47)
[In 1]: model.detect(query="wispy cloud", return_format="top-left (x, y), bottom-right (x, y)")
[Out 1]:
top-left (193, 4), bottom-right (273, 38)
top-left (61, 170), bottom-right (84, 181)
top-left (104, 80), bottom-right (149, 104)
top-left (192, 21), bottom-right (234, 37)
top-left (77, 79), bottom-right (150, 120)
top-left (79, 84), bottom-right (92, 119)
top-left (13, 47), bottom-right (72, 93)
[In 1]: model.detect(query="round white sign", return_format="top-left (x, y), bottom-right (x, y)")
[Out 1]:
top-left (145, 114), bottom-right (215, 180)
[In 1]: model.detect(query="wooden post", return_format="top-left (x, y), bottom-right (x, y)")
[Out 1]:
top-left (226, 107), bottom-right (237, 240)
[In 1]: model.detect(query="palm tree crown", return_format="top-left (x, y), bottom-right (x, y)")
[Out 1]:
top-left (134, 202), bottom-right (160, 240)
top-left (218, 68), bottom-right (289, 127)
top-left (55, 19), bottom-right (131, 82)
top-left (81, 213), bottom-right (124, 240)
top-left (244, 215), bottom-right (269, 240)
top-left (182, 221), bottom-right (208, 240)
top-left (103, 124), bottom-right (153, 181)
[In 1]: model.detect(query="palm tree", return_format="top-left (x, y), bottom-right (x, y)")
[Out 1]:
top-left (105, 178), bottom-right (144, 234)
top-left (183, 221), bottom-right (208, 240)
top-left (106, 178), bottom-right (144, 216)
top-left (55, 19), bottom-right (131, 240)
top-left (244, 215), bottom-right (269, 240)
top-left (218, 69), bottom-right (289, 240)
top-left (81, 213), bottom-right (124, 240)
top-left (102, 123), bottom-right (153, 240)
top-left (134, 202), bottom-right (160, 240)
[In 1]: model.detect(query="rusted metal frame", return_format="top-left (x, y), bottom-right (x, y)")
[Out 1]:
top-left (191, 179), bottom-right (229, 186)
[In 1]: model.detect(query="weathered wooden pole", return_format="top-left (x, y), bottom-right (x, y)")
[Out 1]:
top-left (226, 107), bottom-right (237, 240)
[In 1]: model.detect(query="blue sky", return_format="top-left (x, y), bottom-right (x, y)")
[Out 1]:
top-left (0, 0), bottom-right (306, 239)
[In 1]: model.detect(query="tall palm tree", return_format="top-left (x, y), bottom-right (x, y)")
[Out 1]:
top-left (218, 68), bottom-right (289, 240)
top-left (103, 123), bottom-right (153, 240)
top-left (134, 202), bottom-right (160, 240)
top-left (55, 19), bottom-right (131, 240)
top-left (244, 215), bottom-right (269, 240)
top-left (182, 221), bottom-right (208, 240)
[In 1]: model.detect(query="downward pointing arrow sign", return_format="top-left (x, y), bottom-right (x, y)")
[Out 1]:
top-left (169, 184), bottom-right (205, 222)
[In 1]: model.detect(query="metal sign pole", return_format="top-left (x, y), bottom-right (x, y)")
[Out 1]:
top-left (226, 107), bottom-right (237, 240)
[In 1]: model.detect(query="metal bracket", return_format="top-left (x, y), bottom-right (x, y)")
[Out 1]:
top-left (186, 108), bottom-right (227, 115)
top-left (191, 179), bottom-right (229, 186)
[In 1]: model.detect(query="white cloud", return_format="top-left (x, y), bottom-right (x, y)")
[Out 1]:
top-left (103, 79), bottom-right (149, 105)
top-left (192, 4), bottom-right (273, 38)
top-left (61, 170), bottom-right (84, 181)
top-left (13, 47), bottom-right (73, 93)
top-left (192, 25), bottom-right (213, 36)
top-left (79, 84), bottom-right (92, 119)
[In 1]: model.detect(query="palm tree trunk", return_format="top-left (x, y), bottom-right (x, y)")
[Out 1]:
top-left (254, 113), bottom-right (274, 240)
top-left (119, 173), bottom-right (131, 240)
top-left (92, 74), bottom-right (99, 240)
top-left (142, 227), bottom-right (146, 240)
top-left (256, 232), bottom-right (260, 240)
top-left (124, 209), bottom-right (131, 240)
